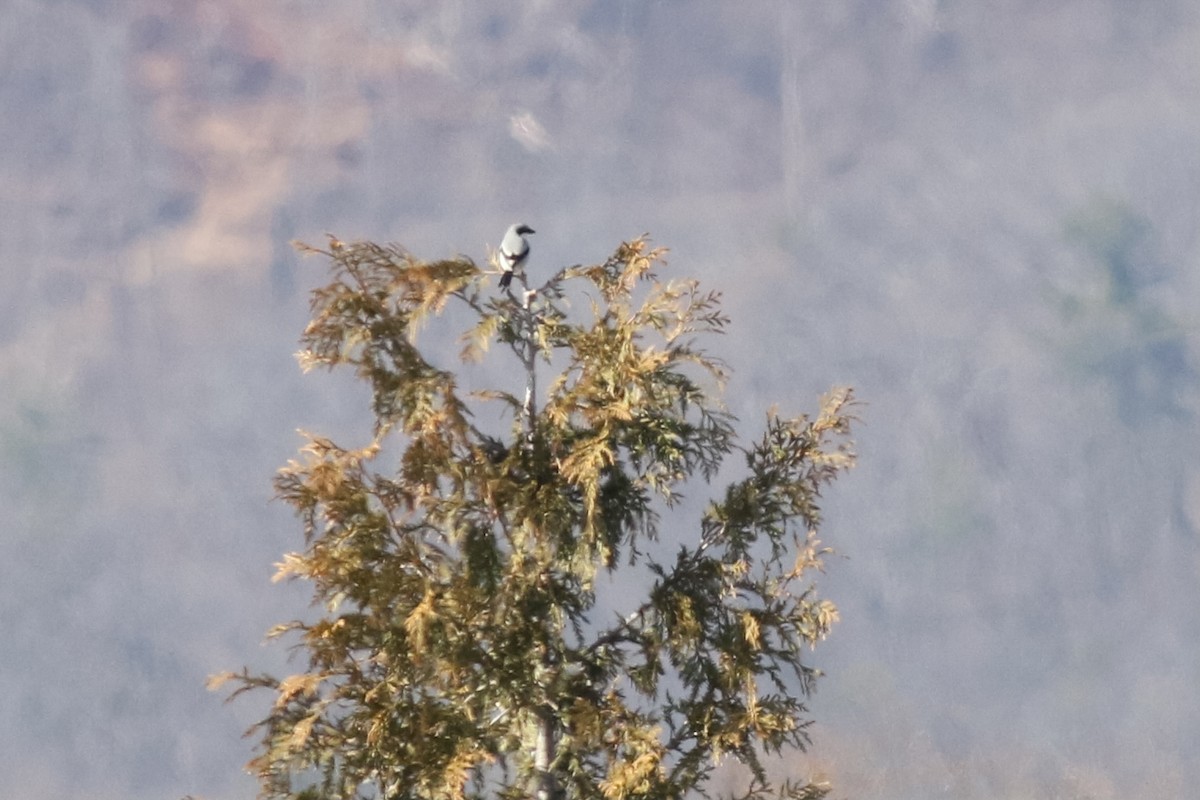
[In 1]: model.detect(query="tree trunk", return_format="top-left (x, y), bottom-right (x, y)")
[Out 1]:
top-left (534, 705), bottom-right (559, 800)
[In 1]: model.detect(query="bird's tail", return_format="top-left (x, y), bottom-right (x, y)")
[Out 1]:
top-left (499, 271), bottom-right (513, 289)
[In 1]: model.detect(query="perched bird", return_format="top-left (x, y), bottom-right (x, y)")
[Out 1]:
top-left (498, 223), bottom-right (535, 289)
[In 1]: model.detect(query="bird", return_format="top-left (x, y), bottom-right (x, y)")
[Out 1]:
top-left (498, 223), bottom-right (535, 289)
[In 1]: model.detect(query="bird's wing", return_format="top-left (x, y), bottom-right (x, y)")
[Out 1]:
top-left (499, 232), bottom-right (529, 266)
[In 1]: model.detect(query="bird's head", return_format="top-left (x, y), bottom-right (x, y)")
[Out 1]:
top-left (514, 224), bottom-right (535, 236)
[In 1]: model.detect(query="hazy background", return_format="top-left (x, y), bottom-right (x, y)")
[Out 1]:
top-left (2, 1), bottom-right (1199, 798)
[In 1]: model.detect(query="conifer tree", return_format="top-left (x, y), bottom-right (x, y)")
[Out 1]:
top-left (214, 235), bottom-right (856, 800)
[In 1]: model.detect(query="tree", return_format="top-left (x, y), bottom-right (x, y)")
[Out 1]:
top-left (214, 234), bottom-right (857, 800)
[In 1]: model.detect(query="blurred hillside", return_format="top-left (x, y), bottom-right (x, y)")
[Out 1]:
top-left (1, 1), bottom-right (1198, 798)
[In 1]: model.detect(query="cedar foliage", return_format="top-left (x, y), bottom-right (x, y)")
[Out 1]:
top-left (214, 235), bottom-right (857, 800)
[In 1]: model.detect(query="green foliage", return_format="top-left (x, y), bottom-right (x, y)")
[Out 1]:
top-left (216, 235), bottom-right (856, 800)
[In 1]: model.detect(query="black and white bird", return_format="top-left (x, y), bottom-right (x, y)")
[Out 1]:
top-left (498, 223), bottom-right (534, 289)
